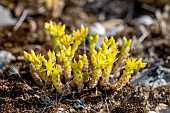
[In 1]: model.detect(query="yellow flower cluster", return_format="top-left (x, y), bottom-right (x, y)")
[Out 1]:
top-left (23, 50), bottom-right (44, 70)
top-left (45, 21), bottom-right (88, 82)
top-left (60, 34), bottom-right (74, 48)
top-left (90, 36), bottom-right (119, 87)
top-left (24, 50), bottom-right (63, 92)
top-left (121, 37), bottom-right (132, 56)
top-left (24, 21), bottom-right (147, 94)
top-left (45, 21), bottom-right (66, 54)
top-left (72, 25), bottom-right (88, 51)
top-left (45, 21), bottom-right (65, 38)
top-left (112, 37), bottom-right (132, 78)
top-left (119, 58), bottom-right (147, 83)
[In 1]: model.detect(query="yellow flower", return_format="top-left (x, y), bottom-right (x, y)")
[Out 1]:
top-left (89, 34), bottom-right (99, 54)
top-left (45, 21), bottom-right (66, 54)
top-left (47, 50), bottom-right (56, 63)
top-left (122, 58), bottom-right (147, 71)
top-left (120, 57), bottom-right (147, 83)
top-left (51, 66), bottom-right (61, 81)
top-left (121, 37), bottom-right (132, 53)
top-left (79, 54), bottom-right (87, 63)
top-left (73, 25), bottom-right (88, 41)
top-left (23, 50), bottom-right (45, 70)
top-left (60, 34), bottom-right (74, 47)
top-left (72, 59), bottom-right (83, 70)
top-left (44, 21), bottom-right (65, 37)
top-left (62, 46), bottom-right (74, 58)
top-left (89, 34), bottom-right (99, 44)
top-left (101, 41), bottom-right (107, 51)
top-left (40, 50), bottom-right (56, 76)
top-left (91, 52), bottom-right (106, 69)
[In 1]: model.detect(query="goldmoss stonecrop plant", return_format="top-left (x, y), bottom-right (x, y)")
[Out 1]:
top-left (45, 21), bottom-right (88, 82)
top-left (24, 21), bottom-right (147, 94)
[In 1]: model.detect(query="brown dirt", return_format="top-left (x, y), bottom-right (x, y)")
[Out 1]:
top-left (1, 68), bottom-right (169, 112)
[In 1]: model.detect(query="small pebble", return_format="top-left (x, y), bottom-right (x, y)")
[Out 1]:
top-left (89, 22), bottom-right (106, 36)
top-left (86, 22), bottom-right (106, 47)
top-left (134, 15), bottom-right (154, 26)
top-left (0, 50), bottom-right (16, 72)
top-left (57, 108), bottom-right (65, 113)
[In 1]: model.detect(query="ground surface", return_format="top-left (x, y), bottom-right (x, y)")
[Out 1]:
top-left (0, 0), bottom-right (170, 113)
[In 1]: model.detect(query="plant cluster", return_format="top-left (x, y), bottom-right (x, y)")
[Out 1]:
top-left (24, 21), bottom-right (147, 94)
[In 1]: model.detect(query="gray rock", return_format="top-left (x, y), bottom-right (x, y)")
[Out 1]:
top-left (88, 22), bottom-right (106, 47)
top-left (0, 50), bottom-right (16, 71)
top-left (0, 5), bottom-right (17, 26)
top-left (150, 79), bottom-right (167, 88)
top-left (89, 22), bottom-right (106, 36)
top-left (134, 15), bottom-right (154, 26)
top-left (158, 106), bottom-right (170, 113)
top-left (156, 103), bottom-right (170, 113)
top-left (148, 111), bottom-right (156, 113)
top-left (131, 66), bottom-right (170, 88)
